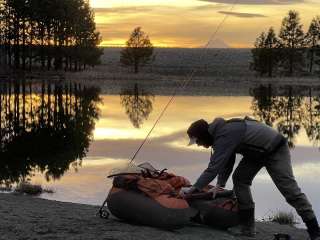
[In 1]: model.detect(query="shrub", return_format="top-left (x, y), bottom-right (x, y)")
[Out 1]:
top-left (14, 182), bottom-right (54, 195)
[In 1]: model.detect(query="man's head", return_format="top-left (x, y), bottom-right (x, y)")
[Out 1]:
top-left (187, 119), bottom-right (213, 148)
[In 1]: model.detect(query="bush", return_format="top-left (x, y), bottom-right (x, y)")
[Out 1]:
top-left (14, 182), bottom-right (54, 195)
top-left (0, 184), bottom-right (12, 192)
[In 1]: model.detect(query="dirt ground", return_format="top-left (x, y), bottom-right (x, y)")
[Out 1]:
top-left (0, 193), bottom-right (309, 240)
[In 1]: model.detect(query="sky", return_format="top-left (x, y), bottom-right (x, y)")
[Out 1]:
top-left (90, 0), bottom-right (320, 48)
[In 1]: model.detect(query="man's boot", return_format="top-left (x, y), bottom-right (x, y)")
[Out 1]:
top-left (228, 208), bottom-right (256, 238)
top-left (306, 218), bottom-right (320, 240)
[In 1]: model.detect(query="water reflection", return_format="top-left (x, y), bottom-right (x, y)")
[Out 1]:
top-left (120, 83), bottom-right (154, 128)
top-left (0, 79), bottom-right (101, 185)
top-left (251, 85), bottom-right (320, 148)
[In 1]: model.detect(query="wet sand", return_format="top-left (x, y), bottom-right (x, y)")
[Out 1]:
top-left (0, 193), bottom-right (309, 240)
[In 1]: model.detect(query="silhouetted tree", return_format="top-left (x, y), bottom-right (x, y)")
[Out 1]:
top-left (305, 16), bottom-right (320, 73)
top-left (251, 27), bottom-right (280, 77)
top-left (0, 0), bottom-right (5, 65)
top-left (120, 27), bottom-right (154, 74)
top-left (278, 10), bottom-right (306, 76)
top-left (0, 0), bottom-right (102, 71)
top-left (316, 49), bottom-right (320, 74)
top-left (120, 83), bottom-right (154, 128)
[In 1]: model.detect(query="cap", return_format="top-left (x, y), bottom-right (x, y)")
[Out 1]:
top-left (187, 119), bottom-right (209, 138)
top-left (188, 136), bottom-right (197, 146)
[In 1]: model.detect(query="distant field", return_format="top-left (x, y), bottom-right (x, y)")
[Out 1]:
top-left (101, 47), bottom-right (253, 77)
top-left (63, 47), bottom-right (320, 95)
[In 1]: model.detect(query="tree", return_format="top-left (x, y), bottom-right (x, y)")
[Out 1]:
top-left (0, 0), bottom-right (102, 71)
top-left (278, 10), bottom-right (306, 76)
top-left (120, 27), bottom-right (154, 74)
top-left (305, 16), bottom-right (320, 73)
top-left (251, 27), bottom-right (280, 77)
top-left (0, 0), bottom-right (5, 66)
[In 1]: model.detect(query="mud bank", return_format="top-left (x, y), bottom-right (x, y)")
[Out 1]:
top-left (0, 193), bottom-right (309, 240)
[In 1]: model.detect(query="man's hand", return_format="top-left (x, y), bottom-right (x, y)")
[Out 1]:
top-left (179, 186), bottom-right (196, 198)
top-left (208, 186), bottom-right (219, 199)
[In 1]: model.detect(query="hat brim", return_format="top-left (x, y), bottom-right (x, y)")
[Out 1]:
top-left (188, 137), bottom-right (197, 146)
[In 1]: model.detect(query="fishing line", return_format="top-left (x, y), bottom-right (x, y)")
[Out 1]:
top-left (129, 0), bottom-right (239, 163)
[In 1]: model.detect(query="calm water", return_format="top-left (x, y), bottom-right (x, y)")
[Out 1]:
top-left (1, 81), bottom-right (320, 224)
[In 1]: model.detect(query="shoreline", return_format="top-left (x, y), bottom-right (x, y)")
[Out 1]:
top-left (2, 68), bottom-right (320, 96)
top-left (0, 193), bottom-right (309, 240)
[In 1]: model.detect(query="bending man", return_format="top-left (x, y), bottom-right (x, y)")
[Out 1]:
top-left (182, 117), bottom-right (320, 239)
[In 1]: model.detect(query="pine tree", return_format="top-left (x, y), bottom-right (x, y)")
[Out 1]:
top-left (305, 16), bottom-right (320, 73)
top-left (0, 0), bottom-right (102, 71)
top-left (0, 0), bottom-right (5, 66)
top-left (251, 27), bottom-right (280, 77)
top-left (279, 10), bottom-right (305, 76)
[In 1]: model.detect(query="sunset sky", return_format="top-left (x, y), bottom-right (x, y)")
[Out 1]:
top-left (90, 0), bottom-right (320, 48)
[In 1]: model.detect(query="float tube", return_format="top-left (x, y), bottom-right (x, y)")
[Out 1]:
top-left (107, 172), bottom-right (196, 229)
top-left (107, 187), bottom-right (196, 229)
top-left (106, 168), bottom-right (239, 229)
top-left (187, 192), bottom-right (239, 229)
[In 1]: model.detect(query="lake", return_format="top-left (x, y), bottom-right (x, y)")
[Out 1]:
top-left (1, 80), bottom-right (319, 225)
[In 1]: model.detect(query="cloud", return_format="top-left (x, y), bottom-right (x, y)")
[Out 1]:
top-left (94, 4), bottom-right (225, 14)
top-left (218, 11), bottom-right (267, 18)
top-left (94, 6), bottom-right (154, 14)
top-left (191, 4), bottom-right (227, 11)
top-left (198, 0), bottom-right (304, 5)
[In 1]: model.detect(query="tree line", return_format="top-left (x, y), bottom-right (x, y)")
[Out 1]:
top-left (0, 0), bottom-right (103, 71)
top-left (251, 10), bottom-right (320, 77)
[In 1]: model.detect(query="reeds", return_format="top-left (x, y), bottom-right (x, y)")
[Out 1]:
top-left (263, 211), bottom-right (297, 226)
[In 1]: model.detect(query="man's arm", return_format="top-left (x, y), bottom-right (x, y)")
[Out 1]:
top-left (217, 153), bottom-right (236, 187)
top-left (193, 122), bottom-right (245, 190)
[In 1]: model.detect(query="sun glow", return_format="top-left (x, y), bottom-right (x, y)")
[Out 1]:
top-left (91, 0), bottom-right (319, 48)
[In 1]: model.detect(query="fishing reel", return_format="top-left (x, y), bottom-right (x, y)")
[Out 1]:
top-left (98, 208), bottom-right (110, 219)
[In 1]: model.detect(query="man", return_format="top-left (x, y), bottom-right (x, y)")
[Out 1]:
top-left (181, 117), bottom-right (320, 239)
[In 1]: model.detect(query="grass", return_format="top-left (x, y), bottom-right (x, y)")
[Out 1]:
top-left (263, 211), bottom-right (297, 226)
top-left (14, 182), bottom-right (54, 195)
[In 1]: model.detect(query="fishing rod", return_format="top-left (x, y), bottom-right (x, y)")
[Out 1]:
top-left (129, 0), bottom-right (239, 164)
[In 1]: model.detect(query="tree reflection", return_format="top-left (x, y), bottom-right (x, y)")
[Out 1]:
top-left (120, 83), bottom-right (154, 128)
top-left (251, 84), bottom-right (277, 127)
top-left (251, 85), bottom-right (320, 148)
top-left (273, 86), bottom-right (304, 148)
top-left (302, 88), bottom-right (320, 147)
top-left (0, 79), bottom-right (101, 185)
